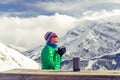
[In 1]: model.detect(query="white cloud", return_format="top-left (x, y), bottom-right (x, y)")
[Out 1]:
top-left (1, 8), bottom-right (120, 50)
top-left (0, 13), bottom-right (78, 49)
top-left (104, 0), bottom-right (120, 3)
top-left (82, 9), bottom-right (120, 20)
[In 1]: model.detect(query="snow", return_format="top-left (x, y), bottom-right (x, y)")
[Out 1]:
top-left (0, 43), bottom-right (39, 72)
top-left (85, 60), bottom-right (96, 70)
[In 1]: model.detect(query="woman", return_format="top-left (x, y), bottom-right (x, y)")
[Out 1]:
top-left (41, 32), bottom-right (66, 70)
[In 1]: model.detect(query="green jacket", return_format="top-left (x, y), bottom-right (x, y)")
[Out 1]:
top-left (41, 42), bottom-right (62, 70)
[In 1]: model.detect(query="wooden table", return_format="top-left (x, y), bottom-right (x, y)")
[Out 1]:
top-left (0, 69), bottom-right (120, 80)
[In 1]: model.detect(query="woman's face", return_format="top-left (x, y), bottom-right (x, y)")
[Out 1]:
top-left (50, 36), bottom-right (59, 43)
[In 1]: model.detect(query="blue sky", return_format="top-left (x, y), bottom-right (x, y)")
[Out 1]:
top-left (1, 0), bottom-right (120, 49)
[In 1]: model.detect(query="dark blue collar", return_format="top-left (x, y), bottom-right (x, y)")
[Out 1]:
top-left (46, 42), bottom-right (57, 48)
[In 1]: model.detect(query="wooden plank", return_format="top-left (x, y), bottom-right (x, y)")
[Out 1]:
top-left (1, 69), bottom-right (120, 80)
top-left (1, 69), bottom-right (120, 76)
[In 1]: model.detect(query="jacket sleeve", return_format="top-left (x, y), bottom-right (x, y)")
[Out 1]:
top-left (54, 51), bottom-right (62, 70)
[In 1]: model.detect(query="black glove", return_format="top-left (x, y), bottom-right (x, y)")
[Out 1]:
top-left (57, 47), bottom-right (66, 56)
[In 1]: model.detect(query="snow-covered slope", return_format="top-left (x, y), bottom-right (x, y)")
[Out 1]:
top-left (0, 43), bottom-right (39, 71)
top-left (60, 21), bottom-right (120, 59)
top-left (60, 19), bottom-right (120, 70)
top-left (7, 44), bottom-right (26, 53)
top-left (61, 49), bottom-right (120, 70)
top-left (23, 45), bottom-right (44, 63)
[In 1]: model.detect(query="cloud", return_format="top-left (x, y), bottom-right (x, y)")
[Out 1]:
top-left (1, 9), bottom-right (120, 49)
top-left (1, 0), bottom-right (120, 49)
top-left (1, 0), bottom-right (120, 17)
top-left (82, 9), bottom-right (120, 20)
top-left (0, 13), bottom-right (78, 49)
top-left (24, 0), bottom-right (120, 17)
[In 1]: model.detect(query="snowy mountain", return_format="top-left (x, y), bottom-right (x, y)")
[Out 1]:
top-left (60, 21), bottom-right (120, 59)
top-left (60, 20), bottom-right (120, 70)
top-left (23, 13), bottom-right (120, 70)
top-left (61, 50), bottom-right (120, 70)
top-left (23, 45), bottom-right (44, 63)
top-left (0, 43), bottom-right (39, 72)
top-left (7, 44), bottom-right (26, 53)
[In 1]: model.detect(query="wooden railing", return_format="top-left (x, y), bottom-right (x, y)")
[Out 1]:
top-left (0, 69), bottom-right (120, 80)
